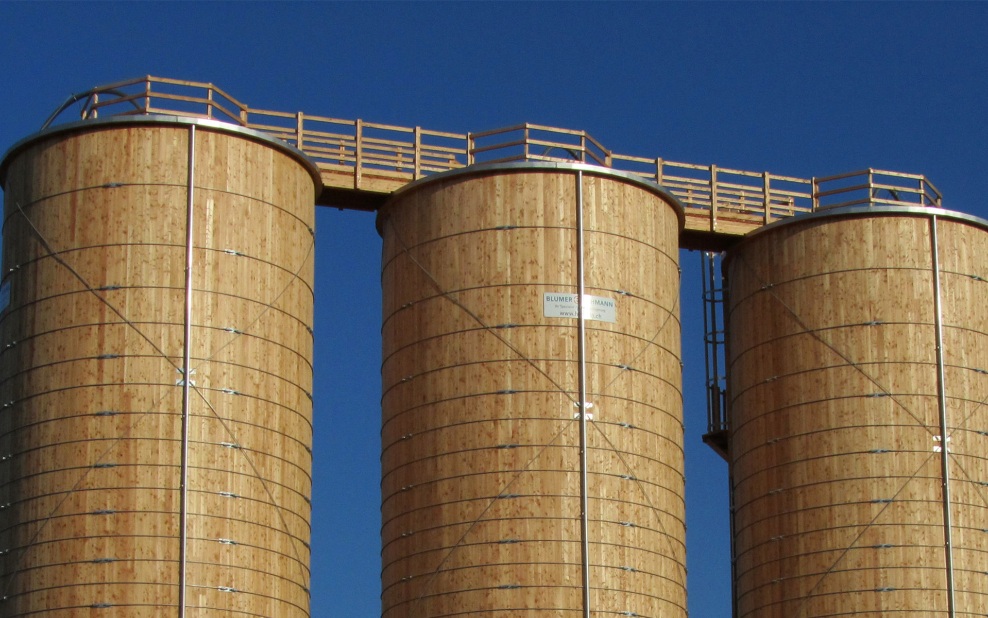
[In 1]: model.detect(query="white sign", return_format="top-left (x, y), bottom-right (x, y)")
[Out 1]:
top-left (543, 293), bottom-right (617, 323)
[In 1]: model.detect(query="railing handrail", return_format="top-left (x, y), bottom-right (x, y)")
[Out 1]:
top-left (814, 168), bottom-right (943, 210)
top-left (40, 75), bottom-right (945, 224)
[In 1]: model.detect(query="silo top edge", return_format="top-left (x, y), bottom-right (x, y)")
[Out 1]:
top-left (385, 160), bottom-right (687, 230)
top-left (732, 204), bottom-right (988, 248)
top-left (0, 115), bottom-right (324, 192)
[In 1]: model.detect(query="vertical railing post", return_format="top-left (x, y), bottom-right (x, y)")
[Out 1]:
top-left (763, 172), bottom-right (771, 224)
top-left (296, 112), bottom-right (305, 150)
top-left (144, 76), bottom-right (152, 114)
top-left (811, 177), bottom-right (819, 211)
top-left (355, 119), bottom-right (363, 189)
top-left (467, 132), bottom-right (474, 166)
top-left (656, 158), bottom-right (663, 185)
top-left (580, 133), bottom-right (587, 163)
top-left (89, 93), bottom-right (99, 119)
top-left (206, 86), bottom-right (214, 119)
top-left (414, 126), bottom-right (422, 179)
top-left (710, 164), bottom-right (719, 232)
top-left (524, 124), bottom-right (530, 161)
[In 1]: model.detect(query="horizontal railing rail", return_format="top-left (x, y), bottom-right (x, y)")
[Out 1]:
top-left (469, 123), bottom-right (612, 167)
top-left (42, 76), bottom-right (945, 228)
top-left (813, 169), bottom-right (943, 210)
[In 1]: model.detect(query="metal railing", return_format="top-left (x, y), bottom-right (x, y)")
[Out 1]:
top-left (44, 76), bottom-right (945, 227)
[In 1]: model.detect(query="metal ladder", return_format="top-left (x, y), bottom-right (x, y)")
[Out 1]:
top-left (701, 251), bottom-right (730, 460)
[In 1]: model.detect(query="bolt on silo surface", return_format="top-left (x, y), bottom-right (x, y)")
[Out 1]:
top-left (377, 162), bottom-right (687, 617)
top-left (0, 118), bottom-right (318, 616)
top-left (725, 207), bottom-right (988, 617)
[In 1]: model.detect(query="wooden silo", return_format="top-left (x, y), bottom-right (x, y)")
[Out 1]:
top-left (377, 162), bottom-right (687, 617)
top-left (725, 206), bottom-right (988, 617)
top-left (0, 116), bottom-right (320, 616)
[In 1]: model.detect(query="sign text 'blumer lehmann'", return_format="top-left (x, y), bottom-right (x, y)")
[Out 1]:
top-left (543, 293), bottom-right (617, 323)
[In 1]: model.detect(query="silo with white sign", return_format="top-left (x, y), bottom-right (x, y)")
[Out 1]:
top-left (377, 162), bottom-right (687, 617)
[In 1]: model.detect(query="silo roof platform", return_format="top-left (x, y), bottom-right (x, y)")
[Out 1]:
top-left (20, 76), bottom-right (946, 251)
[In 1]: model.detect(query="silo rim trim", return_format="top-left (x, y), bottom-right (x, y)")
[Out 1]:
top-left (0, 114), bottom-right (324, 192)
top-left (732, 204), bottom-right (988, 249)
top-left (381, 160), bottom-right (686, 230)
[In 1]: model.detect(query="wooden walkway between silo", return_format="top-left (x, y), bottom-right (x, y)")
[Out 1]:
top-left (57, 76), bottom-right (945, 250)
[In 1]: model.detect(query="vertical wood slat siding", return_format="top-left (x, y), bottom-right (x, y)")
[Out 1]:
top-left (726, 213), bottom-right (988, 618)
top-left (0, 122), bottom-right (317, 617)
top-left (377, 167), bottom-right (686, 617)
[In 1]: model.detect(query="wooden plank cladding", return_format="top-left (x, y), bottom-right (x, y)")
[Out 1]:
top-left (725, 208), bottom-right (988, 617)
top-left (0, 118), bottom-right (319, 616)
top-left (377, 163), bottom-right (686, 617)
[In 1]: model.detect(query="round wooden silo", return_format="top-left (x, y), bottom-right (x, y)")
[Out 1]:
top-left (377, 162), bottom-right (687, 617)
top-left (0, 116), bottom-right (319, 616)
top-left (725, 206), bottom-right (988, 617)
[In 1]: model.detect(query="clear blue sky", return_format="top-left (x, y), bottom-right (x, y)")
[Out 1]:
top-left (2, 3), bottom-right (987, 616)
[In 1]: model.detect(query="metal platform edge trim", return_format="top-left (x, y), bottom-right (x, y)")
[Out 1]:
top-left (733, 204), bottom-right (988, 247)
top-left (382, 160), bottom-right (687, 230)
top-left (0, 114), bottom-right (324, 192)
